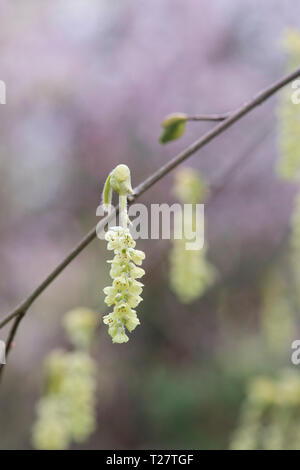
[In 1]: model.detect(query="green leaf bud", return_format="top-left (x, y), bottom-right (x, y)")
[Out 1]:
top-left (159, 112), bottom-right (187, 144)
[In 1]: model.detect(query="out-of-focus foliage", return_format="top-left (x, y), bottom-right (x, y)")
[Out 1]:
top-left (159, 113), bottom-right (187, 144)
top-left (143, 366), bottom-right (242, 449)
top-left (230, 27), bottom-right (300, 452)
top-left (260, 266), bottom-right (294, 353)
top-left (169, 168), bottom-right (216, 303)
top-left (63, 308), bottom-right (98, 350)
top-left (277, 29), bottom-right (300, 180)
top-left (32, 309), bottom-right (98, 450)
top-left (230, 370), bottom-right (300, 450)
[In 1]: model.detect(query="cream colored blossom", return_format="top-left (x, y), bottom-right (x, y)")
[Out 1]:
top-left (103, 227), bottom-right (145, 343)
top-left (32, 350), bottom-right (97, 450)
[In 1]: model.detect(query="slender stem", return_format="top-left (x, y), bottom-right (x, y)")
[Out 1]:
top-left (119, 194), bottom-right (127, 230)
top-left (133, 66), bottom-right (300, 198)
top-left (186, 113), bottom-right (229, 122)
top-left (0, 65), bottom-right (300, 381)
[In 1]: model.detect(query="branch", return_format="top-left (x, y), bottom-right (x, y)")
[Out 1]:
top-left (186, 113), bottom-right (228, 122)
top-left (1, 66), bottom-right (299, 380)
top-left (133, 67), bottom-right (300, 196)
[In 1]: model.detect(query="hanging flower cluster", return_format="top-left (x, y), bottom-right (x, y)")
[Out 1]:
top-left (32, 308), bottom-right (98, 450)
top-left (230, 370), bottom-right (300, 450)
top-left (103, 227), bottom-right (145, 343)
top-left (169, 167), bottom-right (216, 304)
top-left (102, 165), bottom-right (145, 343)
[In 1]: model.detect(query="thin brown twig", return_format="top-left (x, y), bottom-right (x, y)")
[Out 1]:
top-left (186, 113), bottom-right (229, 122)
top-left (0, 66), bottom-right (299, 381)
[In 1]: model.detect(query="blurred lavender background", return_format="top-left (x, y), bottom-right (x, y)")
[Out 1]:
top-left (1, 0), bottom-right (300, 449)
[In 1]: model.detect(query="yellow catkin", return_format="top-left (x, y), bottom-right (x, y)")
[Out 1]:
top-left (32, 309), bottom-right (98, 450)
top-left (169, 168), bottom-right (216, 304)
top-left (103, 227), bottom-right (145, 343)
top-left (260, 267), bottom-right (293, 353)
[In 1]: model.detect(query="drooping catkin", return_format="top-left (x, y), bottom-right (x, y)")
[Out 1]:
top-left (32, 308), bottom-right (98, 450)
top-left (102, 165), bottom-right (145, 343)
top-left (63, 307), bottom-right (98, 350)
top-left (230, 370), bottom-right (300, 450)
top-left (169, 168), bottom-right (216, 304)
top-left (103, 227), bottom-right (145, 343)
top-left (277, 29), bottom-right (300, 180)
